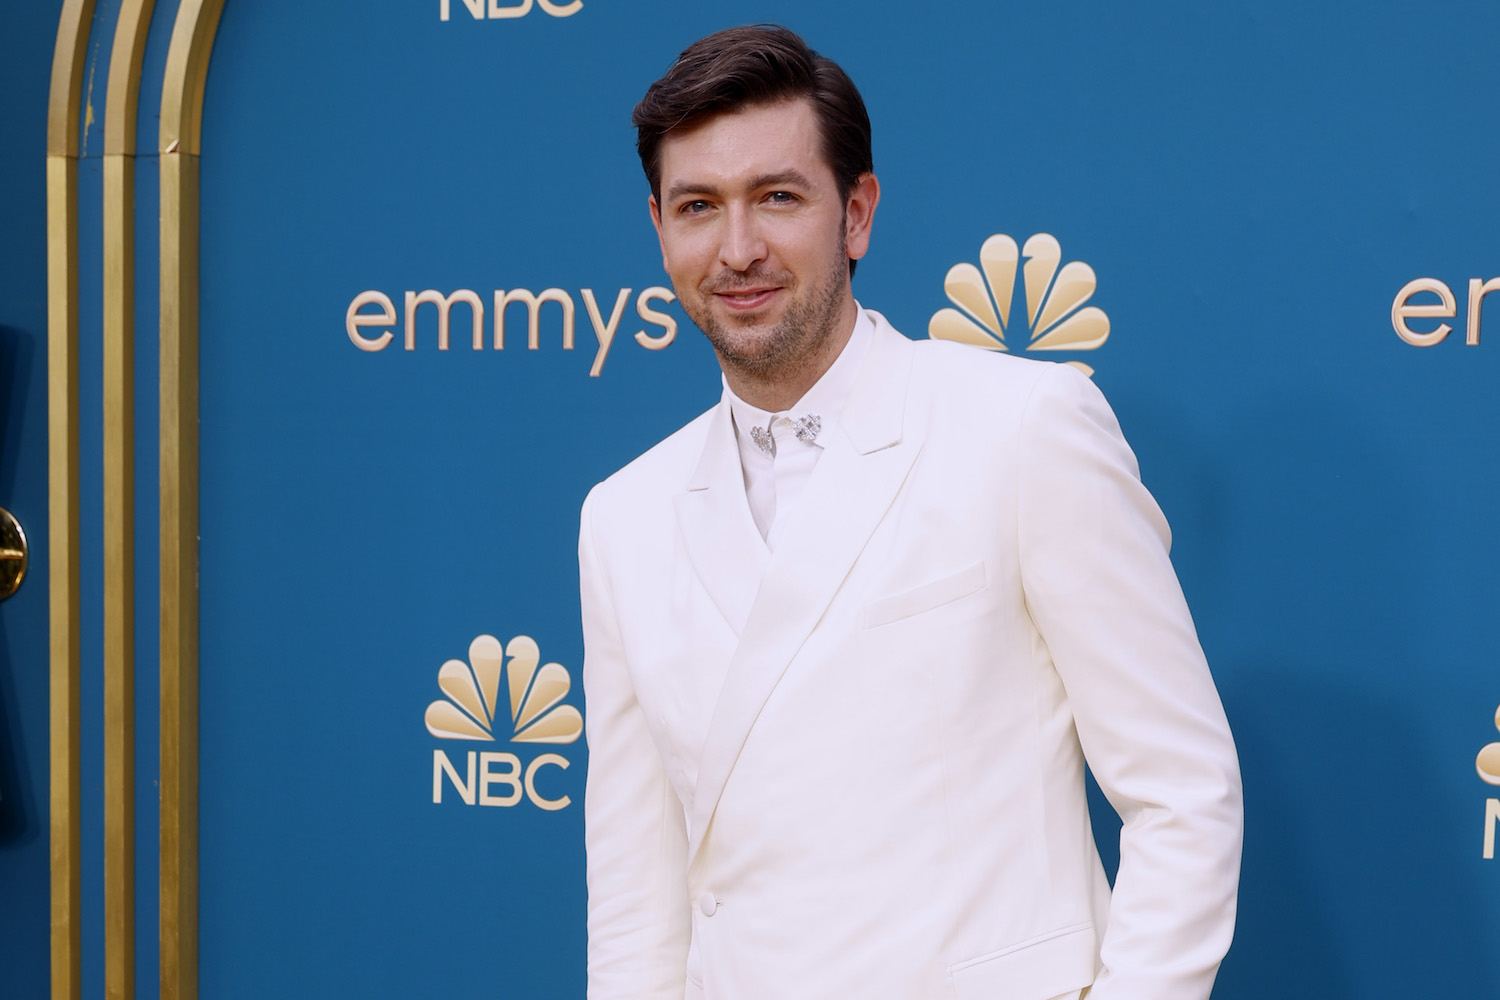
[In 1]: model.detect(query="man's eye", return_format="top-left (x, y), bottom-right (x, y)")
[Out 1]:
top-left (767, 191), bottom-right (796, 204)
top-left (681, 200), bottom-right (711, 215)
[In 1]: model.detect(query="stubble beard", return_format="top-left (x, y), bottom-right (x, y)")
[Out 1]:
top-left (687, 250), bottom-right (851, 389)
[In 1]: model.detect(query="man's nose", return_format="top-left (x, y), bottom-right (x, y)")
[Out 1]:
top-left (719, 204), bottom-right (767, 272)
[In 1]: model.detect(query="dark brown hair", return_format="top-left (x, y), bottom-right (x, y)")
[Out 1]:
top-left (633, 24), bottom-right (873, 214)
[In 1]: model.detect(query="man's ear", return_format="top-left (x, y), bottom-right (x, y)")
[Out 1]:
top-left (648, 194), bottom-right (669, 272)
top-left (843, 171), bottom-right (881, 262)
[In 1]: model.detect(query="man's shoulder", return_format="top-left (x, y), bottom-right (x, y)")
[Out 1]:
top-left (911, 334), bottom-right (1052, 381)
top-left (586, 403), bottom-right (718, 509)
top-left (902, 327), bottom-right (1083, 417)
top-left (869, 309), bottom-right (1057, 389)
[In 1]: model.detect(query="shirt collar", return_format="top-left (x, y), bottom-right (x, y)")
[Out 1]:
top-left (724, 305), bottom-right (875, 450)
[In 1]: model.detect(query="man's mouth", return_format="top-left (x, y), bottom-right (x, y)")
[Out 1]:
top-left (714, 287), bottom-right (780, 310)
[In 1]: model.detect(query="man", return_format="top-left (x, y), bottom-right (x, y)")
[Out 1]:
top-left (579, 25), bottom-right (1241, 1000)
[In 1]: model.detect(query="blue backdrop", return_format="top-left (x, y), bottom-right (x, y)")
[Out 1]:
top-left (2, 1), bottom-right (1498, 997)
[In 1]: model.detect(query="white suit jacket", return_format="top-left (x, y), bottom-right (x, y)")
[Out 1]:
top-left (579, 311), bottom-right (1242, 1000)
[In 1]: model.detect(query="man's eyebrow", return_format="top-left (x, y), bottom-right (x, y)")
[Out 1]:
top-left (746, 169), bottom-right (814, 191)
top-left (664, 180), bottom-right (720, 203)
top-left (663, 170), bottom-right (815, 204)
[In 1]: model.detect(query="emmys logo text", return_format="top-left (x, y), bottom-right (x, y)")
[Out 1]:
top-left (346, 285), bottom-right (677, 377)
top-left (1391, 276), bottom-right (1500, 347)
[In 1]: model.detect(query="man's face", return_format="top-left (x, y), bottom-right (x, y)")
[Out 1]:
top-left (649, 98), bottom-right (875, 380)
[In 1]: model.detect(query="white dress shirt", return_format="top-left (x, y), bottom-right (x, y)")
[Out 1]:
top-left (725, 307), bottom-right (874, 550)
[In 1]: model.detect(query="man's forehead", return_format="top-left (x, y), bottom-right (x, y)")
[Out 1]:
top-left (657, 97), bottom-right (832, 191)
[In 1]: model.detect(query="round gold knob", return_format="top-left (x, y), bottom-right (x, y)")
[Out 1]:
top-left (0, 507), bottom-right (27, 601)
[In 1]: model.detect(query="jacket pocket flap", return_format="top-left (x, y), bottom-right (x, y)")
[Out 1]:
top-left (860, 560), bottom-right (987, 629)
top-left (949, 922), bottom-right (1096, 1000)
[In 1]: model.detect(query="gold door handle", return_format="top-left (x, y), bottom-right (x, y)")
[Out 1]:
top-left (0, 506), bottom-right (27, 600)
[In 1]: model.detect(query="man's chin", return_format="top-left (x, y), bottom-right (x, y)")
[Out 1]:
top-left (704, 324), bottom-right (791, 368)
top-left (700, 310), bottom-right (778, 344)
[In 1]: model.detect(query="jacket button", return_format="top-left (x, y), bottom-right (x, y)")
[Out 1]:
top-left (698, 892), bottom-right (718, 917)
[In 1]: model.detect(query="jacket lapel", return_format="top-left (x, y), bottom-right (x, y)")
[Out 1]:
top-left (673, 396), bottom-right (771, 638)
top-left (687, 316), bottom-right (921, 866)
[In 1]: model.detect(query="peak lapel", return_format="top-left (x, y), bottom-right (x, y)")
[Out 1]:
top-left (673, 397), bottom-right (770, 638)
top-left (688, 320), bottom-right (921, 866)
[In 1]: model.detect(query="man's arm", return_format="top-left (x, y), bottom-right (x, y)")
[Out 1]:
top-left (579, 486), bottom-right (691, 999)
top-left (1017, 364), bottom-right (1244, 1000)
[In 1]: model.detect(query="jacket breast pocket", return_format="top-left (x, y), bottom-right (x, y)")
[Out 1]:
top-left (859, 560), bottom-right (987, 630)
top-left (949, 922), bottom-right (1096, 1000)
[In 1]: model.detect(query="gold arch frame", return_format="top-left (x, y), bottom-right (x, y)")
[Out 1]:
top-left (46, 0), bottom-right (224, 997)
top-left (159, 4), bottom-right (226, 997)
top-left (45, 3), bottom-right (94, 997)
top-left (103, 3), bottom-right (158, 996)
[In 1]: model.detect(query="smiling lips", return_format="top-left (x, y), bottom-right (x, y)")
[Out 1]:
top-left (715, 287), bottom-right (780, 310)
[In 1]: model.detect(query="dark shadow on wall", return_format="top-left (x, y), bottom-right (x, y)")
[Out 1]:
top-left (0, 325), bottom-right (34, 497)
top-left (0, 615), bottom-right (34, 846)
top-left (0, 324), bottom-right (38, 845)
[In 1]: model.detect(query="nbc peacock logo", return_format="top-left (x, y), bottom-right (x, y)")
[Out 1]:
top-left (1479, 703), bottom-right (1500, 859)
top-left (425, 634), bottom-right (582, 811)
top-left (1478, 705), bottom-right (1500, 787)
top-left (929, 233), bottom-right (1109, 376)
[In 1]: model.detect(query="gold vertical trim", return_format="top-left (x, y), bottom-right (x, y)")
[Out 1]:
top-left (46, 152), bottom-right (83, 1000)
top-left (104, 4), bottom-right (157, 998)
top-left (159, 152), bottom-right (199, 1000)
top-left (160, 3), bottom-right (223, 998)
top-left (47, 3), bottom-right (98, 999)
top-left (103, 156), bottom-right (137, 1000)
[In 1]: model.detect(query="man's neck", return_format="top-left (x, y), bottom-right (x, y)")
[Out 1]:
top-left (720, 297), bottom-right (859, 412)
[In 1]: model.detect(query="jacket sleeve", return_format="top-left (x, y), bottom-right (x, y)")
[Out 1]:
top-left (1016, 364), bottom-right (1244, 1000)
top-left (580, 485), bottom-right (691, 999)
